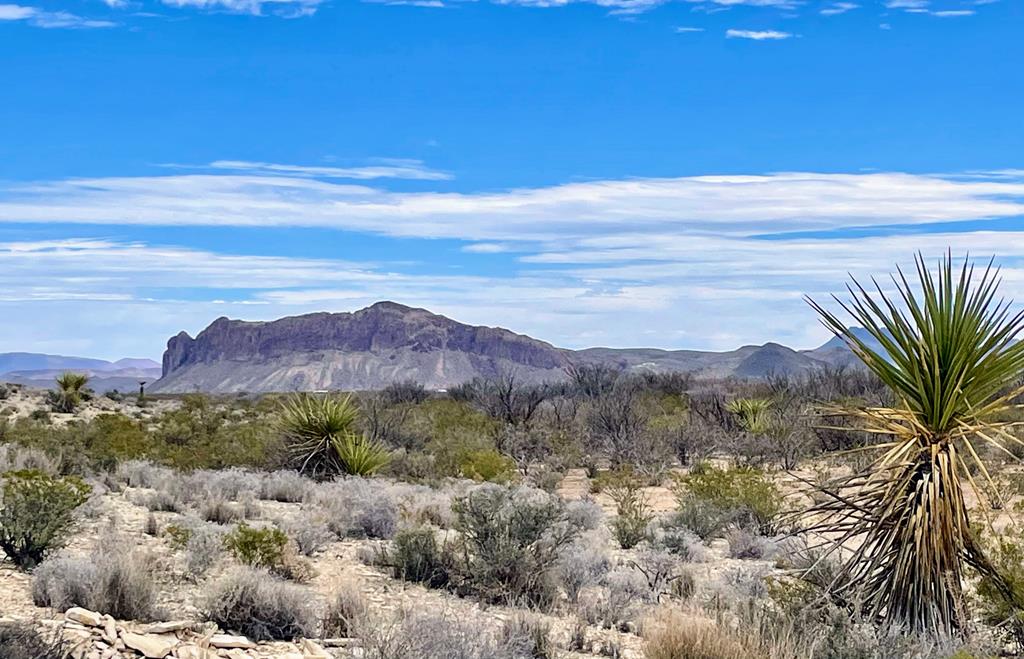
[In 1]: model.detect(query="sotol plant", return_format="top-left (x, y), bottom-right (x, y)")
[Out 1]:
top-left (804, 253), bottom-right (1024, 635)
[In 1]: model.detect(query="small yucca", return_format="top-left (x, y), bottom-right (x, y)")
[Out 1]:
top-left (332, 433), bottom-right (391, 477)
top-left (49, 371), bottom-right (90, 413)
top-left (804, 253), bottom-right (1024, 635)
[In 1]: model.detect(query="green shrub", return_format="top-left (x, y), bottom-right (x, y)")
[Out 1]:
top-left (451, 485), bottom-right (577, 608)
top-left (976, 536), bottom-right (1024, 648)
top-left (223, 523), bottom-right (288, 571)
top-left (385, 526), bottom-right (451, 588)
top-left (674, 465), bottom-right (781, 536)
top-left (458, 449), bottom-right (516, 483)
top-left (607, 477), bottom-right (653, 549)
top-left (0, 470), bottom-right (90, 569)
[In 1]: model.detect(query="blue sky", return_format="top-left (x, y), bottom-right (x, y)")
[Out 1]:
top-left (1, 0), bottom-right (1022, 360)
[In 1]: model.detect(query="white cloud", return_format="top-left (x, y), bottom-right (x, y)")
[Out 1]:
top-left (6, 170), bottom-right (1023, 242)
top-left (159, 0), bottom-right (323, 17)
top-left (204, 159), bottom-right (453, 181)
top-left (930, 9), bottom-right (974, 16)
top-left (675, 26), bottom-right (704, 32)
top-left (0, 4), bottom-right (35, 19)
top-left (6, 168), bottom-right (1024, 357)
top-left (820, 2), bottom-right (858, 15)
top-left (726, 28), bottom-right (793, 40)
top-left (0, 3), bottom-right (115, 26)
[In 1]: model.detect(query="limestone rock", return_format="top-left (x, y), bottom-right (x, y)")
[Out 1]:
top-left (208, 635), bottom-right (256, 650)
top-left (121, 632), bottom-right (178, 659)
top-left (142, 621), bottom-right (193, 634)
top-left (66, 608), bottom-right (104, 627)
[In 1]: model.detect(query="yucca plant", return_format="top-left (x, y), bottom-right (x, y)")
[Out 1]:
top-left (279, 393), bottom-right (360, 479)
top-left (332, 433), bottom-right (392, 477)
top-left (803, 253), bottom-right (1024, 635)
top-left (726, 397), bottom-right (773, 434)
top-left (279, 393), bottom-right (390, 478)
top-left (48, 371), bottom-right (90, 413)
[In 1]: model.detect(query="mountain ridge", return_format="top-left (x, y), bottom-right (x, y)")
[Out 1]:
top-left (149, 301), bottom-right (869, 393)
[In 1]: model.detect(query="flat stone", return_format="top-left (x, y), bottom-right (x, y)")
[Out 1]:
top-left (208, 635), bottom-right (256, 650)
top-left (299, 639), bottom-right (329, 659)
top-left (221, 650), bottom-right (252, 659)
top-left (121, 632), bottom-right (178, 659)
top-left (66, 607), bottom-right (104, 627)
top-left (103, 617), bottom-right (119, 645)
top-left (142, 621), bottom-right (193, 634)
top-left (174, 645), bottom-right (217, 659)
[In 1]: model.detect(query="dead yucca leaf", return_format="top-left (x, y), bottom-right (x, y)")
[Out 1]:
top-left (802, 252), bottom-right (1024, 635)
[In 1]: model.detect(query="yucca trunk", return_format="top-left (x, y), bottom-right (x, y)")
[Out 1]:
top-left (838, 438), bottom-right (969, 631)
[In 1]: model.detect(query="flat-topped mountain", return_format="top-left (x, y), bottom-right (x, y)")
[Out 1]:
top-left (150, 301), bottom-right (862, 393)
top-left (152, 302), bottom-right (571, 393)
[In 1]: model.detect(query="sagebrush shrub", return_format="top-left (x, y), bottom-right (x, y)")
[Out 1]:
top-left (556, 534), bottom-right (611, 604)
top-left (452, 484), bottom-right (578, 608)
top-left (201, 567), bottom-right (316, 641)
top-left (279, 512), bottom-right (333, 556)
top-left (0, 470), bottom-right (90, 568)
top-left (321, 581), bottom-right (369, 638)
top-left (259, 470), bottom-right (310, 502)
top-left (308, 478), bottom-right (398, 539)
top-left (32, 542), bottom-right (158, 621)
top-left (362, 609), bottom-right (534, 659)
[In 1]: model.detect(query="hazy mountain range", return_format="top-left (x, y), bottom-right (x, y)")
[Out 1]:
top-left (0, 354), bottom-right (161, 393)
top-left (1, 303), bottom-right (883, 394)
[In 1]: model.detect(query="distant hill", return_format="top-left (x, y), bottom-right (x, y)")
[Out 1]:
top-left (150, 301), bottom-right (869, 393)
top-left (0, 354), bottom-right (161, 393)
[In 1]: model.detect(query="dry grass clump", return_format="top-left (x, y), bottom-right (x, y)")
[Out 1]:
top-left (32, 541), bottom-right (159, 621)
top-left (259, 469), bottom-right (311, 502)
top-left (643, 610), bottom-right (748, 659)
top-left (307, 478), bottom-right (399, 539)
top-left (201, 567), bottom-right (317, 641)
top-left (361, 609), bottom-right (538, 659)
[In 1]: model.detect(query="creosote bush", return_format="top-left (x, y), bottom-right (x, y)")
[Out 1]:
top-left (384, 526), bottom-right (452, 588)
top-left (223, 522), bottom-right (288, 571)
top-left (321, 581), bottom-right (369, 638)
top-left (201, 567), bottom-right (316, 641)
top-left (673, 464), bottom-right (781, 538)
top-left (0, 470), bottom-right (90, 569)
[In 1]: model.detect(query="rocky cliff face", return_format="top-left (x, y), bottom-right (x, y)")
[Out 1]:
top-left (153, 302), bottom-right (571, 393)
top-left (152, 301), bottom-right (857, 393)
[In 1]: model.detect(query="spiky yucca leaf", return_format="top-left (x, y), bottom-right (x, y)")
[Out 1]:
top-left (279, 393), bottom-right (361, 479)
top-left (726, 398), bottom-right (773, 434)
top-left (332, 433), bottom-right (392, 476)
top-left (804, 253), bottom-right (1024, 635)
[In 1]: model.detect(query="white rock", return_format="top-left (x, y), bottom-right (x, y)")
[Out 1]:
top-left (66, 607), bottom-right (104, 627)
top-left (208, 635), bottom-right (256, 650)
top-left (174, 645), bottom-right (217, 659)
top-left (102, 616), bottom-right (118, 645)
top-left (299, 639), bottom-right (329, 659)
top-left (121, 632), bottom-right (178, 659)
top-left (143, 621), bottom-right (193, 634)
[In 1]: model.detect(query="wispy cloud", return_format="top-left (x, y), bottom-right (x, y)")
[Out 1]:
top-left (3, 170), bottom-right (1024, 240)
top-left (159, 0), bottom-right (323, 17)
top-left (0, 3), bottom-right (115, 27)
top-left (203, 159), bottom-right (454, 181)
top-left (930, 9), bottom-right (974, 16)
top-left (675, 26), bottom-right (705, 32)
top-left (820, 2), bottom-right (858, 15)
top-left (726, 28), bottom-right (793, 40)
